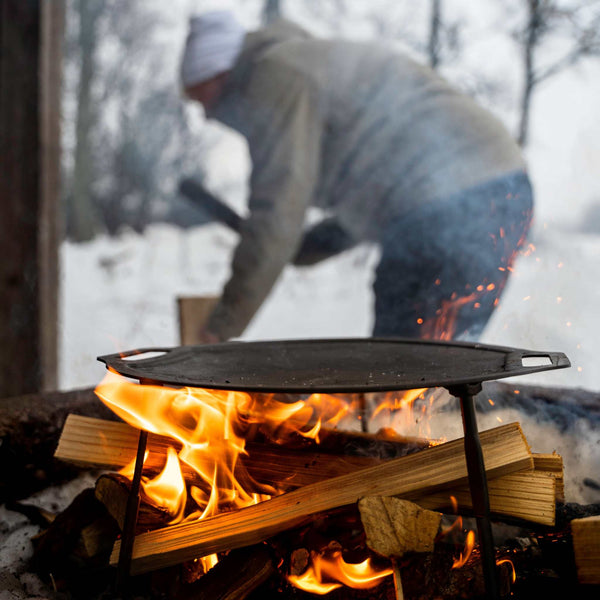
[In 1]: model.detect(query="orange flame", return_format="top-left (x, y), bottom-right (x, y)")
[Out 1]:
top-left (95, 370), bottom-right (439, 584)
top-left (370, 388), bottom-right (432, 438)
top-left (95, 372), bottom-right (277, 526)
top-left (288, 550), bottom-right (392, 595)
top-left (94, 373), bottom-right (385, 528)
top-left (452, 529), bottom-right (475, 569)
top-left (142, 447), bottom-right (186, 523)
top-left (497, 558), bottom-right (516, 583)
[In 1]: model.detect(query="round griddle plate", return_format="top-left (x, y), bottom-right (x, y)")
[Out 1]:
top-left (97, 338), bottom-right (569, 393)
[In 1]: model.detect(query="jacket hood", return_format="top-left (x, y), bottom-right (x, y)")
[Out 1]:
top-left (242, 19), bottom-right (313, 60)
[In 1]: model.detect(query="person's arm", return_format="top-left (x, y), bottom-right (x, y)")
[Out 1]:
top-left (206, 61), bottom-right (322, 340)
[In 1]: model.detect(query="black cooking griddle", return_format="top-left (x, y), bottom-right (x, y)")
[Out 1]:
top-left (97, 338), bottom-right (570, 392)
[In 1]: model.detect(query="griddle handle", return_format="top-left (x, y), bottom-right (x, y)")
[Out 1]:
top-left (97, 347), bottom-right (175, 366)
top-left (504, 350), bottom-right (570, 372)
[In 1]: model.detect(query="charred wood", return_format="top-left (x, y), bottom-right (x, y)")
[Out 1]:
top-left (31, 487), bottom-right (120, 596)
top-left (174, 544), bottom-right (277, 600)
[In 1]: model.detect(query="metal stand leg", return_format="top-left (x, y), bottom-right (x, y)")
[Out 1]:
top-left (447, 383), bottom-right (499, 600)
top-left (116, 428), bottom-right (147, 592)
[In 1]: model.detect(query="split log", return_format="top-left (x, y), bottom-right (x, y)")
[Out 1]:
top-left (56, 415), bottom-right (558, 525)
top-left (110, 422), bottom-right (533, 575)
top-left (359, 498), bottom-right (442, 558)
top-left (416, 470), bottom-right (557, 526)
top-left (54, 415), bottom-right (424, 488)
top-left (0, 387), bottom-right (114, 502)
top-left (571, 515), bottom-right (600, 584)
top-left (533, 453), bottom-right (564, 502)
top-left (359, 498), bottom-right (443, 599)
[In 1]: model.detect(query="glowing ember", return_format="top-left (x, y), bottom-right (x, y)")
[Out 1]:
top-left (288, 550), bottom-right (392, 595)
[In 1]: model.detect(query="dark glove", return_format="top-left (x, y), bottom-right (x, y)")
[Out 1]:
top-left (292, 217), bottom-right (358, 266)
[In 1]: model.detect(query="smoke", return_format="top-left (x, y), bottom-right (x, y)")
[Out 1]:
top-left (367, 384), bottom-right (600, 505)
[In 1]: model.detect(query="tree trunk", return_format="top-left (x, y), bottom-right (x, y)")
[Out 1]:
top-left (262, 0), bottom-right (282, 25)
top-left (428, 0), bottom-right (442, 69)
top-left (517, 0), bottom-right (540, 146)
top-left (68, 0), bottom-right (101, 241)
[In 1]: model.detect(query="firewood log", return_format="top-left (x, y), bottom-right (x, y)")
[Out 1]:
top-left (111, 422), bottom-right (533, 575)
top-left (56, 415), bottom-right (557, 525)
top-left (358, 498), bottom-right (443, 599)
top-left (571, 515), bottom-right (600, 584)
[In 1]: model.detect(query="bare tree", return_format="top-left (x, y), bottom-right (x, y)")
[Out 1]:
top-left (428, 0), bottom-right (442, 68)
top-left (67, 0), bottom-right (103, 241)
top-left (515, 0), bottom-right (600, 146)
top-left (262, 0), bottom-right (282, 24)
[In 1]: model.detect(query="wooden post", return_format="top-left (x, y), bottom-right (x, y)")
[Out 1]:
top-left (0, 0), bottom-right (63, 396)
top-left (177, 296), bottom-right (219, 345)
top-left (39, 0), bottom-right (65, 391)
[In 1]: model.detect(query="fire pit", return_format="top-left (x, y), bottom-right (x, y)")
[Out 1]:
top-left (96, 337), bottom-right (569, 599)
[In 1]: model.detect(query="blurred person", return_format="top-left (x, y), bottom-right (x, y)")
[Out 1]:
top-left (180, 10), bottom-right (533, 343)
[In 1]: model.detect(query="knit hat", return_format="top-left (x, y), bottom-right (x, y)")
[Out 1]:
top-left (180, 10), bottom-right (246, 88)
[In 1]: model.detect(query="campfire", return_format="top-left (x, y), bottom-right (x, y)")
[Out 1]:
top-left (21, 339), bottom-right (600, 598)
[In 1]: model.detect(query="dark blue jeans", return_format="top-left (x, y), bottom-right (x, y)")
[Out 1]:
top-left (372, 170), bottom-right (533, 340)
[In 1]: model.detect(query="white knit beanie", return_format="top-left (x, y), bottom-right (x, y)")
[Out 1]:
top-left (180, 10), bottom-right (246, 88)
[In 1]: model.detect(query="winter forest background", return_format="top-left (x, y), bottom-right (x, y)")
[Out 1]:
top-left (59, 0), bottom-right (600, 391)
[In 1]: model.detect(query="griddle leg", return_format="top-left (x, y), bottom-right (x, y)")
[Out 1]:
top-left (116, 428), bottom-right (148, 593)
top-left (448, 383), bottom-right (499, 600)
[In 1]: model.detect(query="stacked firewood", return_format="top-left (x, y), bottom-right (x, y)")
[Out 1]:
top-left (45, 412), bottom-right (588, 598)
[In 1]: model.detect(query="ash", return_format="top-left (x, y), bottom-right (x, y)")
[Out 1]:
top-left (0, 474), bottom-right (97, 600)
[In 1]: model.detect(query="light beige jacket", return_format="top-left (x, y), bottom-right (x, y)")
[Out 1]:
top-left (206, 21), bottom-right (525, 340)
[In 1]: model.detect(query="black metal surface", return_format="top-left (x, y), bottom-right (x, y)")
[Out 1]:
top-left (98, 338), bottom-right (569, 392)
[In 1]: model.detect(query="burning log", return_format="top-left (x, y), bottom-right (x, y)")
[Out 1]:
top-left (56, 415), bottom-right (558, 526)
top-left (571, 515), bottom-right (600, 584)
top-left (109, 422), bottom-right (532, 575)
top-left (54, 414), bottom-right (429, 493)
top-left (95, 473), bottom-right (172, 532)
top-left (55, 414), bottom-right (428, 476)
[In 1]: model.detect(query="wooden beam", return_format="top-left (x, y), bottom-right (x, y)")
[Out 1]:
top-left (0, 0), bottom-right (63, 396)
top-left (39, 0), bottom-right (65, 391)
top-left (110, 423), bottom-right (532, 574)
